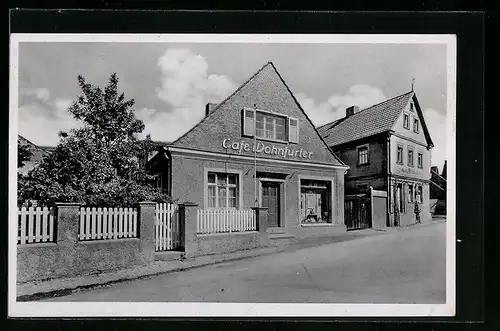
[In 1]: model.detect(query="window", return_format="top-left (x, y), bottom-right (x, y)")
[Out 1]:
top-left (207, 172), bottom-right (239, 208)
top-left (415, 185), bottom-right (423, 203)
top-left (408, 184), bottom-right (414, 203)
top-left (242, 108), bottom-right (299, 143)
top-left (300, 179), bottom-right (332, 223)
top-left (408, 148), bottom-right (414, 167)
top-left (418, 152), bottom-right (423, 168)
top-left (357, 145), bottom-right (369, 165)
top-left (397, 146), bottom-right (404, 164)
top-left (403, 113), bottom-right (410, 129)
top-left (288, 117), bottom-right (299, 143)
top-left (410, 102), bottom-right (414, 112)
top-left (413, 118), bottom-right (420, 133)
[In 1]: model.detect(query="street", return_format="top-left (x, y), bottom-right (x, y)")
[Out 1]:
top-left (44, 222), bottom-right (446, 303)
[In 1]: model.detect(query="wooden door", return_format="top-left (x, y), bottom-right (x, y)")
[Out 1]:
top-left (262, 182), bottom-right (280, 227)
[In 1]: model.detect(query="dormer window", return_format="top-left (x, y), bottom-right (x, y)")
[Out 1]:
top-left (403, 113), bottom-right (410, 130)
top-left (413, 118), bottom-right (420, 133)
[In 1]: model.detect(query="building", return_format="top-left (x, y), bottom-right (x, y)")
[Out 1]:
top-left (17, 135), bottom-right (52, 175)
top-left (430, 161), bottom-right (447, 215)
top-left (149, 62), bottom-right (349, 236)
top-left (317, 91), bottom-right (434, 228)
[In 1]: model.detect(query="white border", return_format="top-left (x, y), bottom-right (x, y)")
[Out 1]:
top-left (9, 33), bottom-right (456, 317)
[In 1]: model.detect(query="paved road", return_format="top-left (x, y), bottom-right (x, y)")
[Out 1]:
top-left (45, 222), bottom-right (446, 303)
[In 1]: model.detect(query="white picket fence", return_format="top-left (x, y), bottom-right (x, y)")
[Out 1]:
top-left (79, 207), bottom-right (138, 241)
top-left (197, 208), bottom-right (256, 235)
top-left (155, 203), bottom-right (181, 251)
top-left (18, 206), bottom-right (55, 245)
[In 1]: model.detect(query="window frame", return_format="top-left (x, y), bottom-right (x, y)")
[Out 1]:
top-left (403, 112), bottom-right (410, 130)
top-left (408, 183), bottom-right (414, 203)
top-left (417, 152), bottom-right (424, 169)
top-left (407, 146), bottom-right (414, 167)
top-left (204, 168), bottom-right (243, 210)
top-left (242, 107), bottom-right (299, 144)
top-left (356, 144), bottom-right (369, 166)
top-left (396, 144), bottom-right (404, 165)
top-left (415, 184), bottom-right (423, 204)
top-left (413, 117), bottom-right (420, 133)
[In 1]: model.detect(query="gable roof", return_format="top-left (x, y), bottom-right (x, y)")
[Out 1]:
top-left (318, 91), bottom-right (433, 148)
top-left (170, 61), bottom-right (347, 168)
top-left (18, 135), bottom-right (50, 163)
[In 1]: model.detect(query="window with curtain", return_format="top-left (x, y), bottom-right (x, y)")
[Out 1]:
top-left (207, 172), bottom-right (239, 208)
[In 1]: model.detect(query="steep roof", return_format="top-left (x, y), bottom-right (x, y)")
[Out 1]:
top-left (170, 61), bottom-right (347, 168)
top-left (318, 91), bottom-right (414, 147)
top-left (18, 135), bottom-right (49, 163)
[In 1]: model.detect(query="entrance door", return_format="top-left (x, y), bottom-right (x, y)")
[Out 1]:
top-left (262, 181), bottom-right (280, 227)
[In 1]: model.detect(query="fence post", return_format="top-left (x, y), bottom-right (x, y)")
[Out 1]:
top-left (179, 202), bottom-right (198, 258)
top-left (54, 202), bottom-right (80, 272)
top-left (252, 207), bottom-right (269, 247)
top-left (138, 201), bottom-right (156, 263)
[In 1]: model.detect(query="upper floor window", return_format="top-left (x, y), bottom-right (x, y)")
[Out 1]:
top-left (408, 148), bottom-right (414, 167)
top-left (403, 113), bottom-right (410, 129)
top-left (357, 145), bottom-right (369, 165)
top-left (417, 152), bottom-right (423, 168)
top-left (243, 108), bottom-right (299, 143)
top-left (207, 172), bottom-right (239, 209)
top-left (397, 145), bottom-right (404, 164)
top-left (410, 102), bottom-right (414, 112)
top-left (413, 118), bottom-right (420, 133)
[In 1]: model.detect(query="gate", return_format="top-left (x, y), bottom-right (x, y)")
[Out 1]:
top-left (344, 194), bottom-right (371, 230)
top-left (155, 203), bottom-right (182, 251)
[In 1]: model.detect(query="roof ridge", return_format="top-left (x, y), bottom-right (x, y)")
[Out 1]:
top-left (171, 61), bottom-right (274, 146)
top-left (318, 90), bottom-right (414, 129)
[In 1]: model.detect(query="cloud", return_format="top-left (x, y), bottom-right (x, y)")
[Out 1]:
top-left (144, 48), bottom-right (237, 141)
top-left (423, 108), bottom-right (446, 168)
top-left (296, 85), bottom-right (387, 126)
top-left (22, 87), bottom-right (51, 102)
top-left (18, 90), bottom-right (81, 146)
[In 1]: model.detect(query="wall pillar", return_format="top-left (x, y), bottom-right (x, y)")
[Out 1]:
top-left (179, 202), bottom-right (199, 258)
top-left (54, 202), bottom-right (81, 273)
top-left (252, 206), bottom-right (269, 247)
top-left (138, 201), bottom-right (156, 263)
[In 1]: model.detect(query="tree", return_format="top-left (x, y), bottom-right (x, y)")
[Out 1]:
top-left (19, 73), bottom-right (171, 207)
top-left (18, 143), bottom-right (32, 168)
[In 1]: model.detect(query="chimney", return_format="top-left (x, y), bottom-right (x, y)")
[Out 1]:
top-left (346, 105), bottom-right (360, 118)
top-left (205, 102), bottom-right (218, 116)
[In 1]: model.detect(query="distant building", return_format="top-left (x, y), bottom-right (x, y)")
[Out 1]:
top-left (17, 135), bottom-right (52, 175)
top-left (318, 91), bottom-right (434, 228)
top-left (430, 161), bottom-right (447, 215)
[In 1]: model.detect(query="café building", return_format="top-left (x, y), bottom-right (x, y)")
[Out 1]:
top-left (149, 62), bottom-right (349, 236)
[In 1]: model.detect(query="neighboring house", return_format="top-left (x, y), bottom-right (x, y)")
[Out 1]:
top-left (318, 91), bottom-right (434, 228)
top-left (17, 135), bottom-right (51, 175)
top-left (148, 62), bottom-right (349, 236)
top-left (430, 161), bottom-right (447, 215)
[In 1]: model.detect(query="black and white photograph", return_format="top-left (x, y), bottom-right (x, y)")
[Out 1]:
top-left (9, 33), bottom-right (456, 317)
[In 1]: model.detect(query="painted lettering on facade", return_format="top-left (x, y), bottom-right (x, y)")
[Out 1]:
top-left (222, 138), bottom-right (313, 159)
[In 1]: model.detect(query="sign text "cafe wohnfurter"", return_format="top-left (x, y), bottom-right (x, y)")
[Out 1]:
top-left (222, 138), bottom-right (313, 160)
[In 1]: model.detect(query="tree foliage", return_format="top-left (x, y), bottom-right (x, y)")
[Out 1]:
top-left (19, 73), bottom-right (171, 207)
top-left (18, 143), bottom-right (32, 168)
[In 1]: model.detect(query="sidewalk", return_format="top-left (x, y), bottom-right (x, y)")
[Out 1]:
top-left (16, 218), bottom-right (446, 301)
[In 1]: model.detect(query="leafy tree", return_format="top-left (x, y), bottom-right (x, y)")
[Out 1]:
top-left (18, 143), bottom-right (32, 168)
top-left (19, 73), bottom-right (171, 207)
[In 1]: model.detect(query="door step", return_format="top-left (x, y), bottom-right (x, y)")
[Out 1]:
top-left (269, 233), bottom-right (296, 240)
top-left (154, 251), bottom-right (184, 262)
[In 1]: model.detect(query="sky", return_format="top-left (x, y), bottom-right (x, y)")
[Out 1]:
top-left (17, 41), bottom-right (448, 169)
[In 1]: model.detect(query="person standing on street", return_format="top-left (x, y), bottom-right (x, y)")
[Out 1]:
top-left (414, 200), bottom-right (421, 224)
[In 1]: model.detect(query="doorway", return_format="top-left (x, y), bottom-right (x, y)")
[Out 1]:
top-left (261, 181), bottom-right (281, 227)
